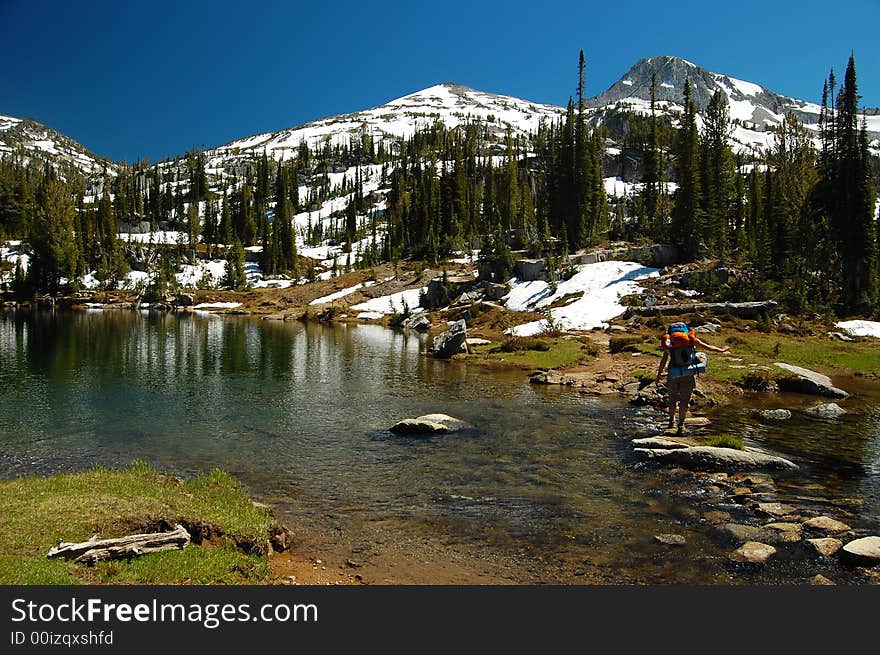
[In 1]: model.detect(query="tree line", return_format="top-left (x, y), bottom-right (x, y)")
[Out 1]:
top-left (1, 52), bottom-right (878, 316)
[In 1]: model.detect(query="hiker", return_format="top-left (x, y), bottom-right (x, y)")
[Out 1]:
top-left (655, 322), bottom-right (730, 434)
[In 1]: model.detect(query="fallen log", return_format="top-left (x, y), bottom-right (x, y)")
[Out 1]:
top-left (47, 524), bottom-right (191, 564)
top-left (623, 300), bottom-right (777, 319)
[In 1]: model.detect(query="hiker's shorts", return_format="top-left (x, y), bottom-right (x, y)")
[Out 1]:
top-left (667, 374), bottom-right (696, 406)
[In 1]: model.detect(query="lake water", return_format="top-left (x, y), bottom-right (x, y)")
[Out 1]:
top-left (1, 309), bottom-right (878, 584)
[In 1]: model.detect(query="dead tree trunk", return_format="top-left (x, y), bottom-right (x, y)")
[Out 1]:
top-left (624, 300), bottom-right (777, 319)
top-left (47, 524), bottom-right (190, 564)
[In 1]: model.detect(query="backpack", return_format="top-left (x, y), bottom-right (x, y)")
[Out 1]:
top-left (663, 322), bottom-right (697, 369)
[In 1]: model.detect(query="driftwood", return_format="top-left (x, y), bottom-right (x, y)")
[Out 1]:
top-left (624, 300), bottom-right (777, 318)
top-left (47, 524), bottom-right (191, 564)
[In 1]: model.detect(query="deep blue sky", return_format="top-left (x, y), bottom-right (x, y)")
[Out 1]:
top-left (2, 0), bottom-right (878, 164)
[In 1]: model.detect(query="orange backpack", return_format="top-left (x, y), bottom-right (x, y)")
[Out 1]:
top-left (663, 322), bottom-right (697, 369)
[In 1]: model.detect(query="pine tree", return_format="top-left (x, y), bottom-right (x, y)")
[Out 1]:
top-left (670, 79), bottom-right (703, 260)
top-left (223, 238), bottom-right (248, 290)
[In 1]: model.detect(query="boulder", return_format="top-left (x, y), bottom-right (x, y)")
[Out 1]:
top-left (654, 534), bottom-right (686, 546)
top-left (804, 403), bottom-right (847, 418)
top-left (175, 293), bottom-right (195, 307)
top-left (840, 536), bottom-right (880, 566)
top-left (483, 282), bottom-right (508, 301)
top-left (389, 413), bottom-right (469, 435)
top-left (774, 363), bottom-right (849, 398)
top-left (389, 418), bottom-right (449, 435)
top-left (430, 320), bottom-right (468, 359)
top-left (633, 446), bottom-right (798, 471)
top-left (803, 516), bottom-right (851, 533)
top-left (757, 409), bottom-right (792, 421)
top-left (827, 331), bottom-right (854, 342)
top-left (403, 313), bottom-right (431, 332)
top-left (729, 541), bottom-right (777, 565)
top-left (808, 574), bottom-right (836, 585)
top-left (805, 538), bottom-right (843, 558)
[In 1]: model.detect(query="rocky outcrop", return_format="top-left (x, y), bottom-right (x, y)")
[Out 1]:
top-left (634, 446), bottom-right (798, 471)
top-left (402, 312), bottom-right (431, 332)
top-left (389, 413), bottom-right (469, 435)
top-left (430, 320), bottom-right (468, 359)
top-left (774, 363), bottom-right (849, 398)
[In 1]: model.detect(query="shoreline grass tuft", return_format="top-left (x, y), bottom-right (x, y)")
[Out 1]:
top-left (0, 462), bottom-right (277, 585)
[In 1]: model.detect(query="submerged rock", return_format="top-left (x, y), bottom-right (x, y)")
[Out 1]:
top-left (654, 534), bottom-right (687, 546)
top-left (774, 363), bottom-right (849, 398)
top-left (633, 446), bottom-right (798, 471)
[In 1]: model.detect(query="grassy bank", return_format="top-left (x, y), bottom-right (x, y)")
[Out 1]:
top-left (0, 462), bottom-right (278, 585)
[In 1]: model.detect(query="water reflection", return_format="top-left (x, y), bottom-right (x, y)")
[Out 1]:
top-left (1, 309), bottom-right (878, 583)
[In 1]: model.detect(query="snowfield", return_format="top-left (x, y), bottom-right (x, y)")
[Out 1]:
top-left (503, 261), bottom-right (659, 336)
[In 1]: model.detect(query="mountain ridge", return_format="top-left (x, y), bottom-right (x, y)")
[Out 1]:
top-left (3, 55), bottom-right (879, 175)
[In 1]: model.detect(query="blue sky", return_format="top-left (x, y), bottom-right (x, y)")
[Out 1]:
top-left (2, 0), bottom-right (878, 163)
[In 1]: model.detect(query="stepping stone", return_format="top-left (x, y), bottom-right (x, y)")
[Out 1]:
top-left (730, 541), bottom-right (777, 565)
top-left (803, 516), bottom-right (851, 533)
top-left (805, 538), bottom-right (843, 558)
top-left (840, 536), bottom-right (880, 566)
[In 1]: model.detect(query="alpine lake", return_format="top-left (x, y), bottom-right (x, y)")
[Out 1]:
top-left (1, 308), bottom-right (879, 584)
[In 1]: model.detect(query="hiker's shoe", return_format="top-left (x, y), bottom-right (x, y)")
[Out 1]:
top-left (676, 425), bottom-right (688, 436)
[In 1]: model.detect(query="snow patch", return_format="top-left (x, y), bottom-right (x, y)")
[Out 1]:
top-left (503, 261), bottom-right (659, 335)
top-left (350, 287), bottom-right (425, 315)
top-left (835, 320), bottom-right (880, 338)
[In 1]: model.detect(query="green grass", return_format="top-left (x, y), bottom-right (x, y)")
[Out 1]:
top-left (706, 434), bottom-right (745, 450)
top-left (483, 336), bottom-right (598, 369)
top-left (641, 326), bottom-right (880, 381)
top-left (0, 462), bottom-right (277, 585)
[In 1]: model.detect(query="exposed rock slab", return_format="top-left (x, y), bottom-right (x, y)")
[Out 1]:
top-left (631, 437), bottom-right (688, 450)
top-left (634, 446), bottom-right (798, 471)
top-left (654, 534), bottom-right (686, 546)
top-left (729, 541), bottom-right (777, 565)
top-left (774, 363), bottom-right (849, 398)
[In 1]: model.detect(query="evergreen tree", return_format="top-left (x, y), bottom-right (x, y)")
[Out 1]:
top-left (670, 79), bottom-right (703, 260)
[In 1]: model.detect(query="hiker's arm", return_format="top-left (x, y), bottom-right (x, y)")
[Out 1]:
top-left (656, 351), bottom-right (668, 382)
top-left (695, 337), bottom-right (730, 353)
